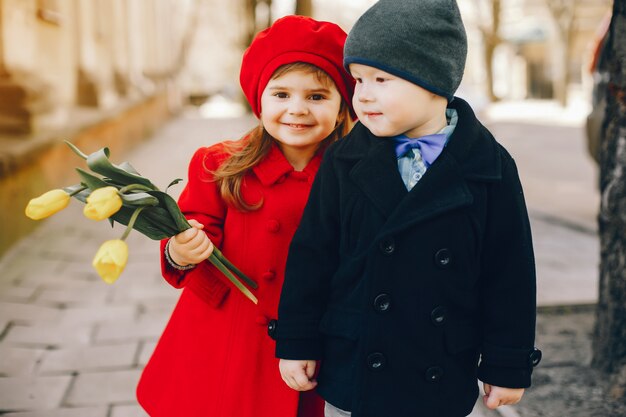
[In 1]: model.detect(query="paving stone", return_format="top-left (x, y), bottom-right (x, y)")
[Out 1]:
top-left (0, 302), bottom-right (62, 324)
top-left (137, 341), bottom-right (157, 367)
top-left (96, 316), bottom-right (168, 343)
top-left (0, 376), bottom-right (72, 411)
top-left (1, 407), bottom-right (108, 417)
top-left (65, 370), bottom-right (142, 406)
top-left (59, 305), bottom-right (136, 327)
top-left (36, 285), bottom-right (110, 306)
top-left (0, 346), bottom-right (45, 376)
top-left (40, 343), bottom-right (138, 373)
top-left (0, 286), bottom-right (37, 302)
top-left (4, 323), bottom-right (92, 347)
top-left (1, 259), bottom-right (64, 286)
top-left (110, 404), bottom-right (149, 417)
top-left (17, 269), bottom-right (89, 287)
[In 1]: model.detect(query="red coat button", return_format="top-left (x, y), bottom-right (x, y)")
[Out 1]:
top-left (266, 220), bottom-right (280, 233)
top-left (255, 315), bottom-right (269, 326)
top-left (262, 271), bottom-right (276, 281)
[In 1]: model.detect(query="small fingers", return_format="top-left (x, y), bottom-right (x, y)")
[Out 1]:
top-left (187, 219), bottom-right (204, 229)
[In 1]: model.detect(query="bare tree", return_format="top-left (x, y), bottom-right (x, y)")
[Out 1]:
top-left (295, 0), bottom-right (313, 16)
top-left (593, 0), bottom-right (626, 399)
top-left (242, 0), bottom-right (273, 50)
top-left (545, 0), bottom-right (577, 106)
top-left (474, 0), bottom-right (502, 102)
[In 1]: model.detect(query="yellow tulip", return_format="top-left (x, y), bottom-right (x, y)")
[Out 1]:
top-left (83, 186), bottom-right (123, 221)
top-left (92, 239), bottom-right (128, 284)
top-left (25, 189), bottom-right (71, 220)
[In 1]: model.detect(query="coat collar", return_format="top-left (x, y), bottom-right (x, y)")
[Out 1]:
top-left (334, 97), bottom-right (501, 181)
top-left (332, 97), bottom-right (502, 231)
top-left (252, 142), bottom-right (322, 186)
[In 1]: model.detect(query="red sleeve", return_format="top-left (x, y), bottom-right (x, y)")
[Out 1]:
top-left (159, 145), bottom-right (228, 291)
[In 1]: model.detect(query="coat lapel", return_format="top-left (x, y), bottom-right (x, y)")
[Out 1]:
top-left (347, 129), bottom-right (408, 219)
top-left (381, 150), bottom-right (473, 236)
top-left (335, 97), bottom-right (501, 233)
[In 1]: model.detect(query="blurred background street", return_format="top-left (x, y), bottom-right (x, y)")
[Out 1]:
top-left (0, 0), bottom-right (618, 416)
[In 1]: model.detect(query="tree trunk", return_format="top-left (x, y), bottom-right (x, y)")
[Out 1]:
top-left (295, 0), bottom-right (313, 17)
top-left (476, 0), bottom-right (501, 102)
top-left (593, 0), bottom-right (626, 400)
top-left (545, 0), bottom-right (576, 107)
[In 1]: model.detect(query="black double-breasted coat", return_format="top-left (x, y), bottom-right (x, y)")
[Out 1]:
top-left (274, 97), bottom-right (540, 417)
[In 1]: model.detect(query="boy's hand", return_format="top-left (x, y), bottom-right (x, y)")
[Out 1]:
top-left (482, 383), bottom-right (525, 409)
top-left (279, 359), bottom-right (317, 391)
top-left (169, 219), bottom-right (214, 266)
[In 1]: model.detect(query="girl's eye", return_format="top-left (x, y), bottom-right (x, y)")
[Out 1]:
top-left (375, 77), bottom-right (386, 83)
top-left (274, 92), bottom-right (288, 98)
top-left (309, 94), bottom-right (326, 101)
top-left (354, 78), bottom-right (363, 83)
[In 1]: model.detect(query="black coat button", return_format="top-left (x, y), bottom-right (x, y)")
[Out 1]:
top-left (529, 348), bottom-right (542, 367)
top-left (373, 294), bottom-right (391, 312)
top-left (379, 237), bottom-right (395, 255)
top-left (267, 319), bottom-right (277, 339)
top-left (434, 248), bottom-right (452, 268)
top-left (430, 306), bottom-right (447, 326)
top-left (367, 352), bottom-right (386, 371)
top-left (425, 366), bottom-right (444, 382)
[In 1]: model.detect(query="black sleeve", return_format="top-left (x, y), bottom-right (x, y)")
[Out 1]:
top-left (275, 147), bottom-right (341, 360)
top-left (477, 150), bottom-right (541, 388)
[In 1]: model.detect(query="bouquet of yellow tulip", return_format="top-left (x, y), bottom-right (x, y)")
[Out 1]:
top-left (25, 141), bottom-right (258, 304)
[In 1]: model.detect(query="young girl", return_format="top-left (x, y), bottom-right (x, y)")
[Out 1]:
top-left (136, 15), bottom-right (354, 417)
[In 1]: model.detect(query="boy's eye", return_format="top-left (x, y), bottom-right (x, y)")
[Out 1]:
top-left (274, 92), bottom-right (289, 98)
top-left (354, 77), bottom-right (363, 83)
top-left (309, 94), bottom-right (326, 101)
top-left (375, 77), bottom-right (386, 83)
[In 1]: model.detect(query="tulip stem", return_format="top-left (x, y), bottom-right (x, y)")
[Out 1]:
top-left (68, 185), bottom-right (88, 197)
top-left (121, 206), bottom-right (146, 241)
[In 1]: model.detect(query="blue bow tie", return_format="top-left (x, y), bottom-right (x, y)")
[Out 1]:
top-left (391, 133), bottom-right (447, 166)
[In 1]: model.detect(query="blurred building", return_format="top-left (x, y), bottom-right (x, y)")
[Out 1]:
top-left (460, 0), bottom-right (611, 103)
top-left (0, 0), bottom-right (200, 255)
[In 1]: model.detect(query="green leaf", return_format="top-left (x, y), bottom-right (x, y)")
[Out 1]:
top-left (119, 192), bottom-right (159, 207)
top-left (75, 168), bottom-right (110, 190)
top-left (86, 148), bottom-right (157, 190)
top-left (208, 254), bottom-right (258, 304)
top-left (212, 247), bottom-right (257, 289)
top-left (166, 178), bottom-right (183, 193)
top-left (147, 190), bottom-right (191, 232)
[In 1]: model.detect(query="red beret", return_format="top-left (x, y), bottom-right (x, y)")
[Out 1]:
top-left (240, 15), bottom-right (355, 118)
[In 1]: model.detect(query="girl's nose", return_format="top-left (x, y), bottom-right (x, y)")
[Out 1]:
top-left (288, 98), bottom-right (308, 115)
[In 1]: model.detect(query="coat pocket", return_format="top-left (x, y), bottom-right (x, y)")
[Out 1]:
top-left (318, 308), bottom-right (361, 384)
top-left (445, 322), bottom-right (481, 355)
top-left (319, 308), bottom-right (361, 340)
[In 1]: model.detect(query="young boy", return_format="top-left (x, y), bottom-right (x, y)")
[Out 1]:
top-left (272, 1), bottom-right (542, 416)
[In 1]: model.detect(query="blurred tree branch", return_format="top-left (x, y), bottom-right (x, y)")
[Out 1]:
top-left (474, 0), bottom-right (502, 102)
top-left (544, 0), bottom-right (578, 106)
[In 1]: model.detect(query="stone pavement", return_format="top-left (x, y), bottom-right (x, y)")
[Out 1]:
top-left (0, 100), bottom-right (600, 417)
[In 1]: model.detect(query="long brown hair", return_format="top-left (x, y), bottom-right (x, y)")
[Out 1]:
top-left (211, 62), bottom-right (353, 211)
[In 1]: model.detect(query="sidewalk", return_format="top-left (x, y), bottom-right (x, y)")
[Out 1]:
top-left (0, 101), bottom-right (608, 416)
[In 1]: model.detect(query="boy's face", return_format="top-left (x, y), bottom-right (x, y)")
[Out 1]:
top-left (349, 64), bottom-right (447, 138)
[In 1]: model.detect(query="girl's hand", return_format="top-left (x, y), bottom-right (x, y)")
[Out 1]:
top-left (168, 219), bottom-right (214, 266)
top-left (279, 359), bottom-right (317, 391)
top-left (482, 383), bottom-right (525, 409)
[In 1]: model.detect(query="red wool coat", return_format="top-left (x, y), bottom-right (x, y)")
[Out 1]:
top-left (137, 142), bottom-right (325, 417)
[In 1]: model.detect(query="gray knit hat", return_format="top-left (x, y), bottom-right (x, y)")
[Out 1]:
top-left (344, 0), bottom-right (467, 101)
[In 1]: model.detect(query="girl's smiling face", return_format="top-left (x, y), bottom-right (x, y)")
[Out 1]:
top-left (260, 68), bottom-right (342, 169)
